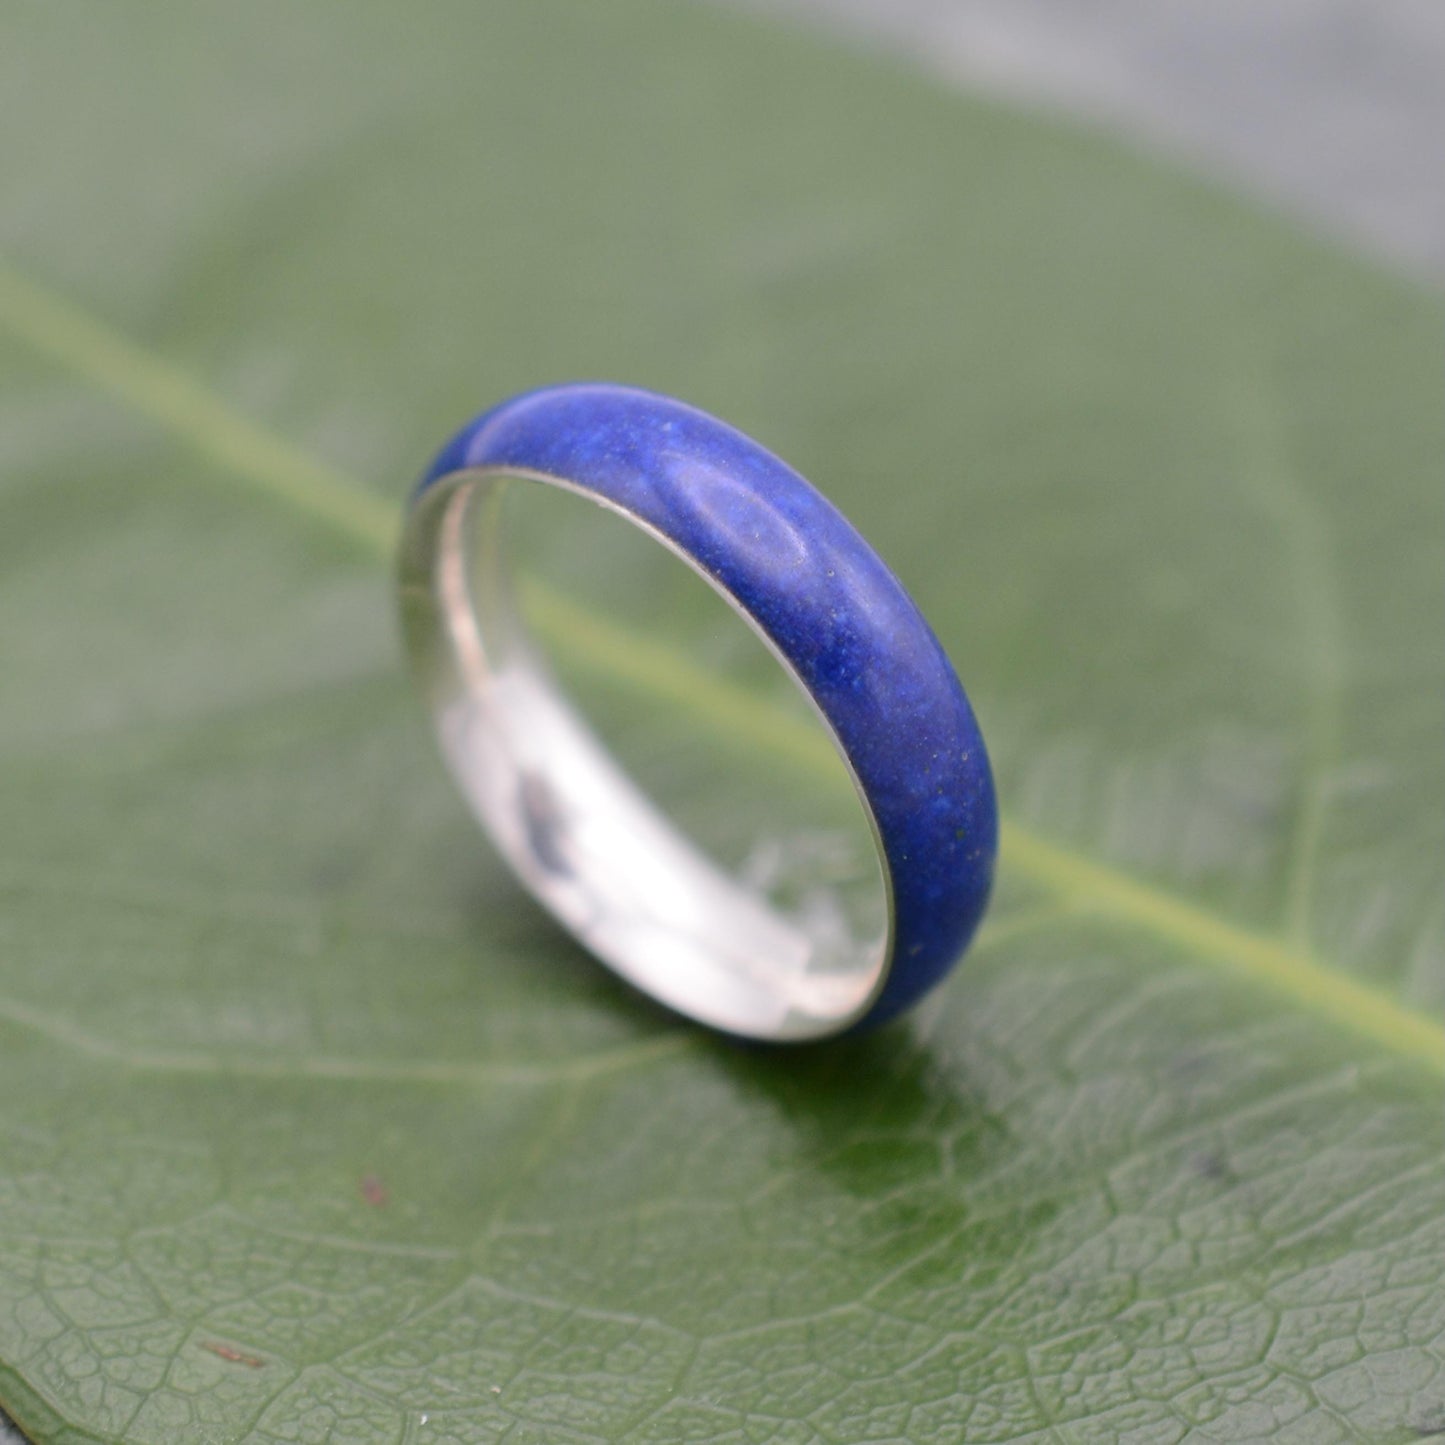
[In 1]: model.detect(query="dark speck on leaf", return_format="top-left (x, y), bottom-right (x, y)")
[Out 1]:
top-left (201, 1341), bottom-right (265, 1369)
top-left (1188, 1150), bottom-right (1233, 1183)
top-left (1411, 1403), bottom-right (1445, 1437)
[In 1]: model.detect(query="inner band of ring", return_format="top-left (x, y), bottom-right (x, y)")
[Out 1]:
top-left (398, 466), bottom-right (892, 1040)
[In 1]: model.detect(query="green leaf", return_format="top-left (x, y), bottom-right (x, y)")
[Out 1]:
top-left (1, 1), bottom-right (1441, 1441)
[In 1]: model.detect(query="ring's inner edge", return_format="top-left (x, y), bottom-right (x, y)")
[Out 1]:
top-left (401, 471), bottom-right (888, 1040)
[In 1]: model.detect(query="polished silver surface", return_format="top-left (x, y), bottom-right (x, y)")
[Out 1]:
top-left (398, 469), bottom-right (890, 1039)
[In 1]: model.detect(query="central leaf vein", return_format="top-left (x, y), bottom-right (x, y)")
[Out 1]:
top-left (1, 254), bottom-right (1440, 1077)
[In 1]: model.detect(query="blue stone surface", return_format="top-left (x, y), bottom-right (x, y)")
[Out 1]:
top-left (417, 383), bottom-right (997, 1028)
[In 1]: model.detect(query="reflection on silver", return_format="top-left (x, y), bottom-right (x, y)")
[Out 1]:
top-left (398, 470), bottom-right (888, 1040)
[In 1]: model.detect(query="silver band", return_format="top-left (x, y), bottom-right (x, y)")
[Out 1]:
top-left (399, 468), bottom-right (888, 1040)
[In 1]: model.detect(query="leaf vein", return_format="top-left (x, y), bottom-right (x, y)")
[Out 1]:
top-left (1230, 339), bottom-right (1347, 949)
top-left (0, 992), bottom-right (689, 1087)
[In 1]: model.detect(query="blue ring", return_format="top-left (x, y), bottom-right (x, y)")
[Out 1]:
top-left (416, 383), bottom-right (997, 1029)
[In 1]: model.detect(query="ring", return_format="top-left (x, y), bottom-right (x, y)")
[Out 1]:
top-left (397, 384), bottom-right (996, 1040)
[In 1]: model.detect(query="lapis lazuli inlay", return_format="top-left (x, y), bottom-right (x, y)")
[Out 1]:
top-left (417, 384), bottom-right (997, 1027)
